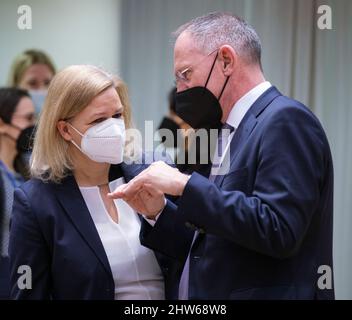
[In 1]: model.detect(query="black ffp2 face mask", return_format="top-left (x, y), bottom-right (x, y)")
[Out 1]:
top-left (16, 125), bottom-right (35, 153)
top-left (175, 52), bottom-right (230, 130)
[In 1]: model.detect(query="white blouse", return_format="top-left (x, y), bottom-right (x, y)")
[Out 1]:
top-left (79, 177), bottom-right (165, 300)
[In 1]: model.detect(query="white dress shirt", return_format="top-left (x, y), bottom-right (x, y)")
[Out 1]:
top-left (226, 81), bottom-right (272, 130)
top-left (211, 81), bottom-right (272, 175)
top-left (79, 177), bottom-right (165, 300)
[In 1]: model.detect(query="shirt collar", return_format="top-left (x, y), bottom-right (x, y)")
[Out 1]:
top-left (226, 81), bottom-right (272, 129)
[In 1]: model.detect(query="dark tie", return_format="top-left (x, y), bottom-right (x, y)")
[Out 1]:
top-left (178, 123), bottom-right (235, 300)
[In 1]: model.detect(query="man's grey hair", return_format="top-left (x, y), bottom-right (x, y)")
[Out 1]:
top-left (173, 12), bottom-right (262, 68)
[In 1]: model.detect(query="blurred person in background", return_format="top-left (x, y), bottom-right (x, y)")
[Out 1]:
top-left (0, 88), bottom-right (36, 299)
top-left (158, 87), bottom-right (214, 177)
top-left (0, 174), bottom-right (7, 299)
top-left (158, 87), bottom-right (189, 169)
top-left (8, 49), bottom-right (56, 116)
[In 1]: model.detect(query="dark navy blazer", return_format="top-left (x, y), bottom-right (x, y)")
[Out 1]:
top-left (0, 174), bottom-right (10, 300)
top-left (8, 163), bottom-right (176, 300)
top-left (140, 87), bottom-right (335, 300)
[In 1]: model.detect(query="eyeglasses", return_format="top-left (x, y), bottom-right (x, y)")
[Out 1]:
top-left (174, 48), bottom-right (218, 85)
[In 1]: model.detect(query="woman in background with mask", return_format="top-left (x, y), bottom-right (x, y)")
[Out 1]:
top-left (0, 88), bottom-right (36, 299)
top-left (8, 49), bottom-right (56, 116)
top-left (158, 87), bottom-right (215, 177)
top-left (158, 87), bottom-right (189, 164)
top-left (8, 65), bottom-right (169, 300)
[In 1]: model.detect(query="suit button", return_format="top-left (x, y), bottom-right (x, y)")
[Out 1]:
top-left (185, 222), bottom-right (196, 230)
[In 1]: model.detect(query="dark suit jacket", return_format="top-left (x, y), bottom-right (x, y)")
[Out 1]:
top-left (0, 174), bottom-right (9, 300)
top-left (140, 87), bottom-right (335, 300)
top-left (8, 163), bottom-right (176, 300)
top-left (0, 173), bottom-right (4, 253)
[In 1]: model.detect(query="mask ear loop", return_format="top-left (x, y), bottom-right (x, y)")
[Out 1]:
top-left (66, 122), bottom-right (84, 152)
top-left (67, 122), bottom-right (83, 137)
top-left (218, 76), bottom-right (230, 100)
top-left (204, 51), bottom-right (230, 100)
top-left (204, 52), bottom-right (219, 89)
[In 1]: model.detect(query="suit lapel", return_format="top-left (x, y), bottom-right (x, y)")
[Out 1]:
top-left (190, 88), bottom-right (282, 252)
top-left (213, 86), bottom-right (282, 186)
top-left (49, 162), bottom-right (151, 278)
top-left (213, 114), bottom-right (258, 186)
top-left (53, 174), bottom-right (113, 277)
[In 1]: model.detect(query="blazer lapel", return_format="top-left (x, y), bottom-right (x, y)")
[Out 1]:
top-left (214, 86), bottom-right (281, 187)
top-left (190, 87), bottom-right (282, 251)
top-left (213, 114), bottom-right (257, 186)
top-left (53, 175), bottom-right (113, 277)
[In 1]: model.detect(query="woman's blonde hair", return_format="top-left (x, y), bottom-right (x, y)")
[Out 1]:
top-left (31, 65), bottom-right (134, 183)
top-left (8, 49), bottom-right (56, 86)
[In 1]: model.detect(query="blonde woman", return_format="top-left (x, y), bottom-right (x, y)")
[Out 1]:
top-left (8, 49), bottom-right (56, 114)
top-left (8, 65), bottom-right (172, 300)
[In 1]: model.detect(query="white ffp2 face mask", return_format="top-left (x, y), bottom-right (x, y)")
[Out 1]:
top-left (68, 117), bottom-right (126, 164)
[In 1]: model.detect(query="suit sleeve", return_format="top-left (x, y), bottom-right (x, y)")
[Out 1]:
top-left (140, 199), bottom-right (194, 262)
top-left (9, 187), bottom-right (51, 299)
top-left (176, 107), bottom-right (330, 259)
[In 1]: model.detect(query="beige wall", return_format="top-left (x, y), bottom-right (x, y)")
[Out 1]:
top-left (0, 0), bottom-right (121, 85)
